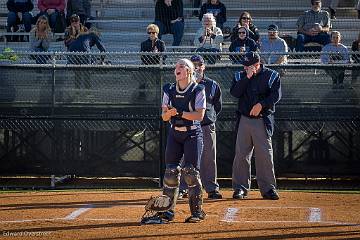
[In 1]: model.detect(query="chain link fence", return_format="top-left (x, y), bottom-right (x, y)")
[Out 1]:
top-left (0, 51), bottom-right (359, 177)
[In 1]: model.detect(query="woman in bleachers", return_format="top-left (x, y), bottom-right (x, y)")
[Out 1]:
top-left (230, 11), bottom-right (259, 44)
top-left (194, 13), bottom-right (223, 64)
top-left (29, 15), bottom-right (52, 64)
top-left (140, 24), bottom-right (166, 65)
top-left (229, 26), bottom-right (258, 64)
top-left (6, 0), bottom-right (33, 41)
top-left (37, 0), bottom-right (66, 32)
top-left (154, 0), bottom-right (184, 46)
top-left (199, 0), bottom-right (227, 30)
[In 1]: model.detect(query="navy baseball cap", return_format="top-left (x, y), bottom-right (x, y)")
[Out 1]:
top-left (190, 55), bottom-right (205, 64)
top-left (268, 24), bottom-right (279, 32)
top-left (241, 52), bottom-right (260, 66)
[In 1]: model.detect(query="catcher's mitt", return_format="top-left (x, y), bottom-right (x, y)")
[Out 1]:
top-left (140, 195), bottom-right (173, 224)
top-left (144, 195), bottom-right (172, 212)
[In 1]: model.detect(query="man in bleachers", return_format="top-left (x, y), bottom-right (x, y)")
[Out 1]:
top-left (6, 0), bottom-right (33, 41)
top-left (260, 24), bottom-right (288, 76)
top-left (154, 0), bottom-right (184, 46)
top-left (320, 31), bottom-right (350, 89)
top-left (295, 0), bottom-right (331, 52)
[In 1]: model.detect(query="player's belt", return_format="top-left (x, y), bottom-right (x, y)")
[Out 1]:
top-left (173, 125), bottom-right (197, 132)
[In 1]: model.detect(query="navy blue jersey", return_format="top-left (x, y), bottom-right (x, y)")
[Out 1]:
top-left (163, 81), bottom-right (205, 127)
top-left (199, 76), bottom-right (222, 126)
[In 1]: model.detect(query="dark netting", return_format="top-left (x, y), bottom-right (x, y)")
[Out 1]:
top-left (0, 57), bottom-right (359, 177)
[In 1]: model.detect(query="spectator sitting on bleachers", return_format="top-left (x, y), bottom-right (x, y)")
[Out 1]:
top-left (29, 15), bottom-right (52, 64)
top-left (230, 11), bottom-right (259, 44)
top-left (6, 0), bottom-right (33, 41)
top-left (320, 31), bottom-right (350, 89)
top-left (140, 24), bottom-right (166, 65)
top-left (154, 0), bottom-right (184, 46)
top-left (296, 0), bottom-right (331, 52)
top-left (37, 0), bottom-right (66, 32)
top-left (194, 13), bottom-right (223, 64)
top-left (351, 32), bottom-right (360, 87)
top-left (64, 14), bottom-right (106, 64)
top-left (260, 24), bottom-right (288, 65)
top-left (199, 0), bottom-right (227, 30)
top-left (229, 26), bottom-right (257, 64)
top-left (66, 0), bottom-right (92, 29)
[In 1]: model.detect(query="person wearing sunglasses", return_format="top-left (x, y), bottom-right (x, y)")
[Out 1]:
top-left (199, 0), bottom-right (227, 30)
top-left (230, 11), bottom-right (259, 43)
top-left (229, 26), bottom-right (258, 64)
top-left (230, 51), bottom-right (281, 201)
top-left (140, 24), bottom-right (165, 65)
top-left (259, 24), bottom-right (288, 76)
top-left (296, 0), bottom-right (331, 52)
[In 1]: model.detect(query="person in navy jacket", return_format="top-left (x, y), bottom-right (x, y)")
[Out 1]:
top-left (230, 51), bottom-right (282, 201)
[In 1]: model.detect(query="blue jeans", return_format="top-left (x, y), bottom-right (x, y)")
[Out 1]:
top-left (296, 32), bottom-right (331, 52)
top-left (40, 11), bottom-right (59, 30)
top-left (155, 20), bottom-right (184, 46)
top-left (7, 11), bottom-right (32, 32)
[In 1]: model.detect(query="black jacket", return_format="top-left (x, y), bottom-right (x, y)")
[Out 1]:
top-left (7, 0), bottom-right (33, 13)
top-left (140, 38), bottom-right (166, 64)
top-left (155, 0), bottom-right (183, 26)
top-left (199, 2), bottom-right (227, 26)
top-left (230, 65), bottom-right (281, 136)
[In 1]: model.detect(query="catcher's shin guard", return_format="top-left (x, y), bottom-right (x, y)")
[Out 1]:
top-left (162, 165), bottom-right (181, 210)
top-left (182, 165), bottom-right (204, 218)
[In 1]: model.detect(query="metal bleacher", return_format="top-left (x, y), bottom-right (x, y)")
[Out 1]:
top-left (0, 0), bottom-right (359, 52)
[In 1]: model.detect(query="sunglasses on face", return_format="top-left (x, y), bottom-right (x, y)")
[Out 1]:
top-left (268, 31), bottom-right (277, 34)
top-left (241, 17), bottom-right (250, 20)
top-left (148, 31), bottom-right (157, 34)
top-left (238, 31), bottom-right (246, 34)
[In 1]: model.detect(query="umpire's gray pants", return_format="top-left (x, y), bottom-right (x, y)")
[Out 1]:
top-left (232, 115), bottom-right (276, 195)
top-left (179, 123), bottom-right (219, 193)
top-left (200, 123), bottom-right (219, 193)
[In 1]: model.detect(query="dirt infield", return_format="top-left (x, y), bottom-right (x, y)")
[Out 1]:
top-left (0, 190), bottom-right (360, 240)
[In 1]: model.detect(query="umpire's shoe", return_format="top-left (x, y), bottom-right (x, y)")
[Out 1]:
top-left (207, 190), bottom-right (222, 199)
top-left (262, 189), bottom-right (280, 200)
top-left (185, 210), bottom-right (206, 223)
top-left (233, 189), bottom-right (247, 199)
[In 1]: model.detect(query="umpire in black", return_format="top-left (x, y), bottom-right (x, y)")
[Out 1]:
top-left (230, 51), bottom-right (282, 200)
